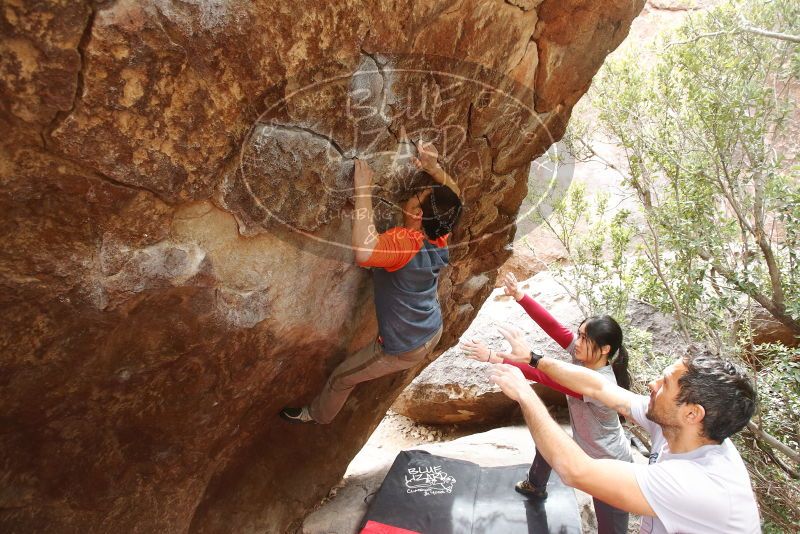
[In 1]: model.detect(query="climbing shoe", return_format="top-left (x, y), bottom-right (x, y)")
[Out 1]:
top-left (514, 479), bottom-right (548, 499)
top-left (279, 406), bottom-right (316, 424)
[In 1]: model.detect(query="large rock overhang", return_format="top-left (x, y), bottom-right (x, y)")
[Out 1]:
top-left (0, 0), bottom-right (645, 531)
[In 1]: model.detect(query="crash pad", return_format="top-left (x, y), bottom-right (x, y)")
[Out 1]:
top-left (359, 450), bottom-right (582, 534)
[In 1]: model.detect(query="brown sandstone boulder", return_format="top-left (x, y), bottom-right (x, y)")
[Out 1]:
top-left (495, 229), bottom-right (567, 286)
top-left (740, 306), bottom-right (800, 348)
top-left (1, 1), bottom-right (645, 532)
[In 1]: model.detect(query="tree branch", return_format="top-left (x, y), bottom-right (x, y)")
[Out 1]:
top-left (750, 168), bottom-right (786, 311)
top-left (741, 25), bottom-right (800, 44)
top-left (696, 248), bottom-right (800, 334)
top-left (625, 151), bottom-right (693, 342)
top-left (666, 30), bottom-right (733, 47)
top-left (666, 25), bottom-right (800, 48)
top-left (747, 421), bottom-right (800, 465)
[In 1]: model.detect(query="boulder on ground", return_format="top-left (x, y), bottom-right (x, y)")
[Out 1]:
top-left (495, 229), bottom-right (568, 288)
top-left (745, 306), bottom-right (799, 348)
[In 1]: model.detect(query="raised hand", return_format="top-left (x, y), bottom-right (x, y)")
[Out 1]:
top-left (353, 159), bottom-right (374, 191)
top-left (490, 364), bottom-right (535, 403)
top-left (412, 140), bottom-right (440, 173)
top-left (503, 272), bottom-right (524, 301)
top-left (460, 339), bottom-right (500, 363)
top-left (497, 325), bottom-right (531, 362)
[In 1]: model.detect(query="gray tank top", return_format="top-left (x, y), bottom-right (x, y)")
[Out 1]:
top-left (564, 339), bottom-right (633, 462)
top-left (372, 238), bottom-right (448, 354)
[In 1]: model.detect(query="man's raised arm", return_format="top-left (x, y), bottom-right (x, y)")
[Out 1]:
top-left (490, 364), bottom-right (654, 517)
top-left (537, 357), bottom-right (638, 419)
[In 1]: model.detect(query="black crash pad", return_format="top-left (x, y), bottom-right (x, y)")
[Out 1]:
top-left (359, 450), bottom-right (581, 534)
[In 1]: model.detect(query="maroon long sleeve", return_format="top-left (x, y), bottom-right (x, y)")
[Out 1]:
top-left (503, 359), bottom-right (582, 399)
top-left (507, 294), bottom-right (580, 398)
top-left (517, 294), bottom-right (574, 349)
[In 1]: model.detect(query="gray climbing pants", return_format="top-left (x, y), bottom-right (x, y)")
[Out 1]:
top-left (308, 326), bottom-right (443, 424)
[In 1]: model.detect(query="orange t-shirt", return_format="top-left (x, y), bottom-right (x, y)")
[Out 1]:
top-left (357, 227), bottom-right (449, 272)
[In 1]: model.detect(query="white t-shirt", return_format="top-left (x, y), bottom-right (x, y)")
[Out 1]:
top-left (630, 395), bottom-right (760, 533)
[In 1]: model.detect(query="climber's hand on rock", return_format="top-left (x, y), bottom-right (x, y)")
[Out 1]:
top-left (497, 325), bottom-right (531, 362)
top-left (412, 140), bottom-right (440, 173)
top-left (503, 272), bottom-right (524, 301)
top-left (490, 364), bottom-right (534, 403)
top-left (353, 159), bottom-right (374, 191)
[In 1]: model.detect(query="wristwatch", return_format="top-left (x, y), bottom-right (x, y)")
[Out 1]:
top-left (529, 349), bottom-right (544, 368)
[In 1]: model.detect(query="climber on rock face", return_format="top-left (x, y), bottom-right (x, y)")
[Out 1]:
top-left (280, 140), bottom-right (462, 424)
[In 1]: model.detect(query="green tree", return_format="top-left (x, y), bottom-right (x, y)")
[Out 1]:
top-left (537, 181), bottom-right (637, 323)
top-left (579, 0), bottom-right (800, 343)
top-left (555, 0), bottom-right (800, 528)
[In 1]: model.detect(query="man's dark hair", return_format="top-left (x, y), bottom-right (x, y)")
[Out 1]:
top-left (421, 184), bottom-right (462, 240)
top-left (677, 348), bottom-right (756, 443)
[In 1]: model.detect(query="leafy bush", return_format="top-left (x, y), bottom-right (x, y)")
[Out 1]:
top-left (538, 0), bottom-right (800, 529)
top-left (540, 182), bottom-right (637, 323)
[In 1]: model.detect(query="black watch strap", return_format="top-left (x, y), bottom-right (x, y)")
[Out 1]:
top-left (529, 349), bottom-right (544, 368)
